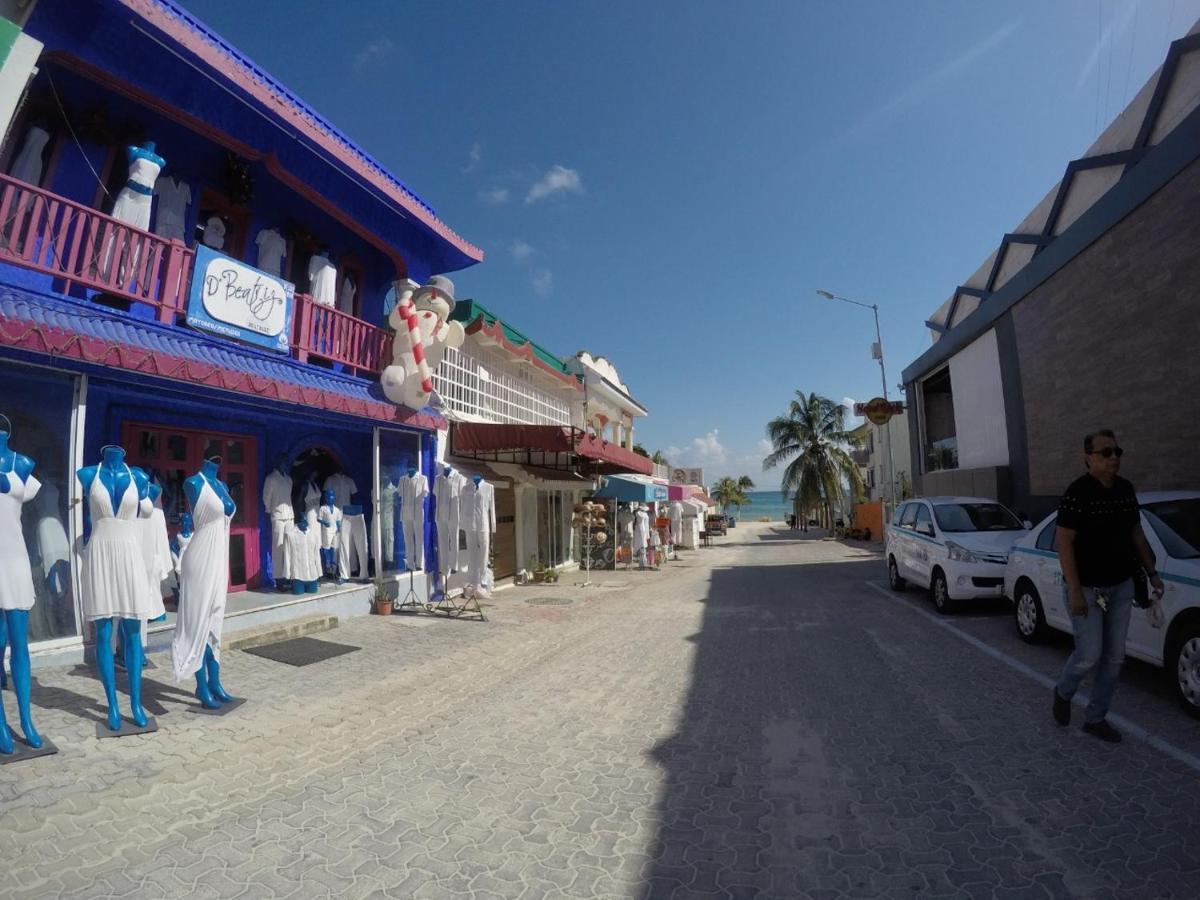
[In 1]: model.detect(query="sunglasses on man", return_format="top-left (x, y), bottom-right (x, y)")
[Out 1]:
top-left (1089, 446), bottom-right (1123, 458)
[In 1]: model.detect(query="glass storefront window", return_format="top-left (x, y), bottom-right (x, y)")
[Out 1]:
top-left (376, 428), bottom-right (422, 575)
top-left (2, 361), bottom-right (79, 642)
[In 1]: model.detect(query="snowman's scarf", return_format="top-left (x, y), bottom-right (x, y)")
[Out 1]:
top-left (397, 293), bottom-right (435, 399)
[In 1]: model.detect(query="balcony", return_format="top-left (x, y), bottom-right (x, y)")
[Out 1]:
top-left (0, 174), bottom-right (392, 379)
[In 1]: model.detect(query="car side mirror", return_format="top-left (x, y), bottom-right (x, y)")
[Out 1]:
top-left (918, 523), bottom-right (935, 537)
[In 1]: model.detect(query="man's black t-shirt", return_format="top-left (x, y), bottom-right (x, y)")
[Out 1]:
top-left (1057, 473), bottom-right (1140, 587)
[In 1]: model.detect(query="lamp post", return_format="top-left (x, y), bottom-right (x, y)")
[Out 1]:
top-left (816, 289), bottom-right (897, 517)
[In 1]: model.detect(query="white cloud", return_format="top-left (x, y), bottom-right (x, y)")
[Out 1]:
top-left (463, 142), bottom-right (483, 174)
top-left (663, 445), bottom-right (683, 461)
top-left (352, 38), bottom-right (395, 71)
top-left (479, 187), bottom-right (510, 205)
top-left (531, 270), bottom-right (553, 297)
top-left (525, 165), bottom-right (584, 204)
top-left (756, 438), bottom-right (773, 456)
top-left (510, 240), bottom-right (536, 262)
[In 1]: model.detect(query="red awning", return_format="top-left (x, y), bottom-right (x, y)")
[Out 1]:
top-left (451, 424), bottom-right (653, 475)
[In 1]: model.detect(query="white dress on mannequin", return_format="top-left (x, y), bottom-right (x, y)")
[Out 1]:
top-left (399, 472), bottom-right (429, 570)
top-left (80, 468), bottom-right (158, 620)
top-left (10, 125), bottom-right (50, 185)
top-left (308, 253), bottom-right (337, 307)
top-left (0, 465), bottom-right (40, 610)
top-left (111, 156), bottom-right (162, 231)
top-left (433, 470), bottom-right (464, 573)
top-left (283, 525), bottom-right (320, 581)
top-left (172, 480), bottom-right (232, 682)
top-left (461, 479), bottom-right (496, 590)
top-left (138, 499), bottom-right (173, 604)
top-left (632, 508), bottom-right (650, 557)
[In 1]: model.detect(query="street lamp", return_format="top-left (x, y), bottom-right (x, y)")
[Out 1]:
top-left (816, 289), bottom-right (898, 516)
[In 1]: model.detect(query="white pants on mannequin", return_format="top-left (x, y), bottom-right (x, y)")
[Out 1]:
top-left (338, 513), bottom-right (368, 579)
top-left (437, 508), bottom-right (461, 573)
top-left (465, 529), bottom-right (492, 590)
top-left (402, 515), bottom-right (424, 570)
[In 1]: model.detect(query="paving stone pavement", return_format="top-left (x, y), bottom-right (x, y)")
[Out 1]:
top-left (2, 522), bottom-right (1199, 899)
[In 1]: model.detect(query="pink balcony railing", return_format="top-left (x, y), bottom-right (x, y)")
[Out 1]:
top-left (0, 173), bottom-right (191, 323)
top-left (0, 174), bottom-right (395, 378)
top-left (294, 293), bottom-right (391, 377)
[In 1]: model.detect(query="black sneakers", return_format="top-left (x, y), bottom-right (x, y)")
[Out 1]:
top-left (1053, 689), bottom-right (1071, 726)
top-left (1082, 719), bottom-right (1122, 743)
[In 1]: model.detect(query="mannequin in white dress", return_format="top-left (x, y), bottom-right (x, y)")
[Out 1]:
top-left (0, 420), bottom-right (44, 752)
top-left (77, 444), bottom-right (156, 731)
top-left (307, 250), bottom-right (337, 307)
top-left (104, 142), bottom-right (165, 279)
top-left (174, 457), bottom-right (236, 709)
top-left (255, 227), bottom-right (287, 275)
top-left (262, 453), bottom-right (294, 590)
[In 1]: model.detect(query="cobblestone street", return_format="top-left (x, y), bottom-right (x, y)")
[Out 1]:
top-left (3, 521), bottom-right (1200, 899)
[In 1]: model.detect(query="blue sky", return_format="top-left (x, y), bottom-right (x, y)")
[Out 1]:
top-left (186, 0), bottom-right (1199, 486)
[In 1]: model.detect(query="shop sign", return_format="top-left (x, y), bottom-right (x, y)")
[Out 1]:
top-left (186, 245), bottom-right (294, 354)
top-left (652, 485), bottom-right (669, 501)
top-left (855, 398), bottom-right (904, 426)
top-left (671, 466), bottom-right (704, 486)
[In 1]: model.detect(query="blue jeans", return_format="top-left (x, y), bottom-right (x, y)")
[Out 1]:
top-left (1055, 579), bottom-right (1134, 723)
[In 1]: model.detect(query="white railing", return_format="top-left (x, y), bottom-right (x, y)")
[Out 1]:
top-left (435, 345), bottom-right (571, 426)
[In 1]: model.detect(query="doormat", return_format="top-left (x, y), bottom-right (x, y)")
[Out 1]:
top-left (243, 637), bottom-right (360, 667)
top-left (525, 597), bottom-right (572, 606)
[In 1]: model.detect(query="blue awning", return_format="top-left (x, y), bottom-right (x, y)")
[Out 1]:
top-left (592, 474), bottom-right (669, 503)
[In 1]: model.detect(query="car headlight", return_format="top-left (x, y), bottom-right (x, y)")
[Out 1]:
top-left (945, 541), bottom-right (980, 563)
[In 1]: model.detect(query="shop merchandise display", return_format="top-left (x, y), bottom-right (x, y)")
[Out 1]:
top-left (283, 516), bottom-right (320, 590)
top-left (77, 444), bottom-right (155, 731)
top-left (33, 481), bottom-right (70, 606)
top-left (138, 483), bottom-right (173, 612)
top-left (9, 124), bottom-right (50, 186)
top-left (307, 251), bottom-right (337, 307)
top-left (379, 475), bottom-right (398, 563)
top-left (323, 470), bottom-right (356, 509)
top-left (152, 176), bottom-right (192, 242)
top-left (461, 475), bottom-right (496, 592)
top-left (317, 489), bottom-right (342, 575)
top-left (170, 512), bottom-right (193, 579)
top-left (338, 274), bottom-right (357, 315)
top-left (0, 417), bottom-right (44, 752)
top-left (173, 457), bottom-right (236, 710)
top-left (632, 504), bottom-right (651, 568)
top-left (109, 142), bottom-right (164, 232)
top-left (254, 227), bottom-right (287, 275)
top-left (669, 501), bottom-right (684, 545)
top-left (399, 467), bottom-right (428, 570)
top-left (433, 466), bottom-right (464, 574)
top-left (338, 504), bottom-right (369, 580)
top-left (262, 455), bottom-right (294, 587)
top-left (201, 215), bottom-right (226, 250)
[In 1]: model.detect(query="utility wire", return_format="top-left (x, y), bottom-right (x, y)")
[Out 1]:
top-left (46, 70), bottom-right (112, 201)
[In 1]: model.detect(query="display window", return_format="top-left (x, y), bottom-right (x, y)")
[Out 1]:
top-left (1, 361), bottom-right (80, 642)
top-left (376, 428), bottom-right (422, 576)
top-left (122, 422), bottom-right (258, 591)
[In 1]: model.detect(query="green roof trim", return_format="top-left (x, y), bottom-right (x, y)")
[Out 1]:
top-left (450, 299), bottom-right (570, 374)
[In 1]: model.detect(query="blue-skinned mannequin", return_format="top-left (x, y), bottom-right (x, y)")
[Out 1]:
top-left (0, 424), bottom-right (43, 753)
top-left (182, 458), bottom-right (236, 709)
top-left (78, 445), bottom-right (151, 731)
top-left (473, 474), bottom-right (483, 485)
top-left (318, 487), bottom-right (339, 575)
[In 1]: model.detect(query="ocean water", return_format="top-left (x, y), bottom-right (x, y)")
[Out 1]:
top-left (728, 490), bottom-right (793, 522)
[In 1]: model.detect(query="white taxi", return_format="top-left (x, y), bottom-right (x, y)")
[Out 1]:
top-left (1005, 491), bottom-right (1200, 718)
top-left (887, 496), bottom-right (1029, 614)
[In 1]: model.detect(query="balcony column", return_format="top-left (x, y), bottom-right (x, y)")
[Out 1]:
top-left (624, 422), bottom-right (634, 452)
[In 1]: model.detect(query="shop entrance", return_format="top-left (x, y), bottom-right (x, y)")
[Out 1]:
top-left (290, 446), bottom-right (346, 513)
top-left (122, 422), bottom-right (259, 592)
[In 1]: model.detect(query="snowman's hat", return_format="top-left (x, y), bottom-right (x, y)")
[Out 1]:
top-left (417, 275), bottom-right (456, 308)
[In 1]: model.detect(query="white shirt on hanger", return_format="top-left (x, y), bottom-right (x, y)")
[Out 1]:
top-left (399, 472), bottom-right (429, 519)
top-left (338, 275), bottom-right (357, 315)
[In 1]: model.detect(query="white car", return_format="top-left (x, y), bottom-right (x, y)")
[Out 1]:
top-left (887, 496), bottom-right (1030, 613)
top-left (1005, 490), bottom-right (1200, 718)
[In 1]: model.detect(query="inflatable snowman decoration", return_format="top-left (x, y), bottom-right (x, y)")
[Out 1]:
top-left (381, 275), bottom-right (465, 409)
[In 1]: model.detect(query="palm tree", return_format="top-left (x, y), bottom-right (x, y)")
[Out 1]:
top-left (711, 476), bottom-right (750, 516)
top-left (762, 391), bottom-right (864, 530)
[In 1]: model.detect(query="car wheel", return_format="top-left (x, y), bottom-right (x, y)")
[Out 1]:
top-left (1168, 623), bottom-right (1200, 719)
top-left (931, 569), bottom-right (956, 615)
top-left (888, 556), bottom-right (907, 592)
top-left (1013, 579), bottom-right (1051, 644)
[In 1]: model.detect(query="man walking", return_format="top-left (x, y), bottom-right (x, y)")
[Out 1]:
top-left (1052, 429), bottom-right (1163, 742)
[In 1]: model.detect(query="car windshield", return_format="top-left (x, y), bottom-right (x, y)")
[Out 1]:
top-left (933, 503), bottom-right (1025, 533)
top-left (1142, 499), bottom-right (1200, 560)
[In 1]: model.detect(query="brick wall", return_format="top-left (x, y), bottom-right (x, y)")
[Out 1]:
top-left (1012, 156), bottom-right (1200, 496)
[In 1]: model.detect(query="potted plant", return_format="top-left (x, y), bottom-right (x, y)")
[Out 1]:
top-left (373, 586), bottom-right (393, 616)
top-left (544, 568), bottom-right (559, 584)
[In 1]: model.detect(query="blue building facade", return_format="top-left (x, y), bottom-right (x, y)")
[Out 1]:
top-left (0, 0), bottom-right (481, 656)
